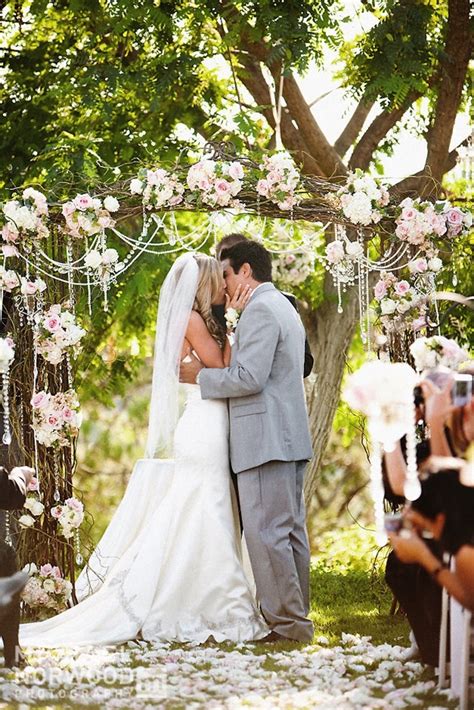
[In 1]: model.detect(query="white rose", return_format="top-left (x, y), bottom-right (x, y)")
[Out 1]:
top-left (43, 578), bottom-right (56, 592)
top-left (84, 250), bottom-right (102, 269)
top-left (19, 514), bottom-right (36, 528)
top-left (15, 205), bottom-right (37, 231)
top-left (24, 498), bottom-right (44, 516)
top-left (345, 241), bottom-right (364, 259)
top-left (3, 200), bottom-right (19, 222)
top-left (130, 178), bottom-right (143, 195)
top-left (102, 248), bottom-right (119, 264)
top-left (103, 196), bottom-right (120, 212)
top-left (428, 257), bottom-right (443, 272)
top-left (23, 562), bottom-right (38, 576)
top-left (396, 300), bottom-right (411, 314)
top-left (380, 298), bottom-right (397, 315)
top-left (35, 278), bottom-right (47, 292)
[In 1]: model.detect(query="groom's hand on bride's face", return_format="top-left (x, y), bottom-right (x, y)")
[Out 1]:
top-left (179, 353), bottom-right (203, 384)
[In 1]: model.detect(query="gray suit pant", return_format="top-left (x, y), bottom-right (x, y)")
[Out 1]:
top-left (237, 460), bottom-right (314, 642)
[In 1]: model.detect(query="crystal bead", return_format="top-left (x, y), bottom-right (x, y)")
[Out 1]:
top-left (2, 432), bottom-right (11, 445)
top-left (53, 489), bottom-right (61, 502)
top-left (75, 553), bottom-right (84, 566)
top-left (452, 274), bottom-right (458, 286)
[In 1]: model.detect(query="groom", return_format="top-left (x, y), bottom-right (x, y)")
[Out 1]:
top-left (180, 240), bottom-right (314, 642)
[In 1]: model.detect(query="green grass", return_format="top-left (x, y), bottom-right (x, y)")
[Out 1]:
top-left (309, 525), bottom-right (409, 647)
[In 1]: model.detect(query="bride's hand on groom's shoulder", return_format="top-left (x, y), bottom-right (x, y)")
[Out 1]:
top-left (225, 284), bottom-right (253, 313)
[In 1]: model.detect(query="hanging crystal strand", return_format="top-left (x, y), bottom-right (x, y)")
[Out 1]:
top-left (404, 400), bottom-right (421, 501)
top-left (4, 511), bottom-right (12, 547)
top-left (100, 229), bottom-right (109, 313)
top-left (358, 260), bottom-right (367, 345)
top-left (336, 273), bottom-right (343, 314)
top-left (74, 527), bottom-right (83, 566)
top-left (53, 450), bottom-right (61, 502)
top-left (66, 237), bottom-right (75, 314)
top-left (368, 435), bottom-right (387, 545)
top-left (2, 369), bottom-right (11, 445)
top-left (65, 352), bottom-right (73, 390)
top-left (364, 263), bottom-right (372, 354)
top-left (32, 335), bottom-right (40, 490)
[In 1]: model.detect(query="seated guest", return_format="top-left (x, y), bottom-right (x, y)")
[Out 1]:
top-left (0, 464), bottom-right (35, 667)
top-left (390, 468), bottom-right (474, 612)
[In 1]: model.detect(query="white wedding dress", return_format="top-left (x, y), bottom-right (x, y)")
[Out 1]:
top-left (20, 383), bottom-right (268, 647)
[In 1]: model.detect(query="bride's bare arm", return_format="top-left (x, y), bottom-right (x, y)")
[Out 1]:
top-left (185, 311), bottom-right (225, 368)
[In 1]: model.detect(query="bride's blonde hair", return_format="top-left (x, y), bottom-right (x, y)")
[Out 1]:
top-left (193, 255), bottom-right (225, 347)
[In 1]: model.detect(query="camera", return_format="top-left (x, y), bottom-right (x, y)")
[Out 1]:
top-left (384, 512), bottom-right (404, 533)
top-left (451, 373), bottom-right (472, 407)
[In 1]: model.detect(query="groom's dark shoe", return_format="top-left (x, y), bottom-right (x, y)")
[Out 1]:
top-left (258, 631), bottom-right (298, 644)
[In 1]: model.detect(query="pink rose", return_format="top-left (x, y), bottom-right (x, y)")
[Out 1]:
top-left (5, 337), bottom-right (14, 348)
top-left (61, 202), bottom-right (76, 218)
top-left (52, 566), bottom-right (62, 579)
top-left (395, 223), bottom-right (409, 240)
top-left (61, 407), bottom-right (74, 422)
top-left (374, 280), bottom-right (387, 300)
top-left (47, 414), bottom-right (59, 427)
top-left (72, 194), bottom-right (93, 211)
top-left (2, 244), bottom-right (19, 258)
top-left (228, 162), bottom-right (244, 180)
top-left (45, 315), bottom-right (61, 332)
top-left (51, 506), bottom-right (62, 519)
top-left (198, 177), bottom-right (211, 191)
top-left (445, 207), bottom-right (463, 226)
top-left (215, 179), bottom-right (230, 195)
top-left (2, 224), bottom-right (19, 243)
top-left (28, 477), bottom-right (39, 492)
top-left (285, 254), bottom-right (296, 265)
top-left (21, 280), bottom-right (38, 296)
top-left (31, 391), bottom-right (49, 409)
top-left (401, 207), bottom-right (417, 221)
top-left (65, 497), bottom-right (83, 512)
top-left (325, 240), bottom-right (345, 264)
top-left (412, 316), bottom-right (427, 332)
top-left (409, 258), bottom-right (428, 274)
top-left (40, 563), bottom-right (53, 577)
top-left (256, 179), bottom-right (269, 197)
top-left (394, 280), bottom-right (410, 296)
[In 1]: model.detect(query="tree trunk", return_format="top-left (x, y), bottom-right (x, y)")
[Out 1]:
top-left (300, 280), bottom-right (360, 504)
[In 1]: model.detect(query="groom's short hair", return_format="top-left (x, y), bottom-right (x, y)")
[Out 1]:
top-left (221, 241), bottom-right (273, 283)
top-left (215, 233), bottom-right (249, 260)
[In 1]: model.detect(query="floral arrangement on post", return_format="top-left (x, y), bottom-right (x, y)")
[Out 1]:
top-left (1, 187), bottom-right (49, 251)
top-left (338, 169), bottom-right (390, 226)
top-left (35, 304), bottom-right (86, 365)
top-left (409, 336), bottom-right (470, 372)
top-left (130, 167), bottom-right (185, 209)
top-left (395, 198), bottom-right (472, 250)
top-left (256, 152), bottom-right (300, 210)
top-left (50, 497), bottom-right (84, 539)
top-left (31, 389), bottom-right (81, 448)
top-left (186, 159), bottom-right (244, 208)
top-left (373, 272), bottom-right (425, 330)
top-left (18, 487), bottom-right (44, 530)
top-left (272, 251), bottom-right (315, 288)
top-left (21, 563), bottom-right (73, 620)
top-left (62, 193), bottom-right (119, 239)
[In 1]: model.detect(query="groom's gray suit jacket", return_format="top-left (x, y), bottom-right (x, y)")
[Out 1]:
top-left (199, 282), bottom-right (313, 473)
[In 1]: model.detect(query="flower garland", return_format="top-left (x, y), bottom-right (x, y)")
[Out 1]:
top-left (256, 152), bottom-right (300, 210)
top-left (31, 389), bottom-right (81, 448)
top-left (51, 497), bottom-right (84, 539)
top-left (1, 187), bottom-right (49, 250)
top-left (186, 159), bottom-right (244, 208)
top-left (35, 304), bottom-right (86, 365)
top-left (395, 198), bottom-right (472, 251)
top-left (131, 167), bottom-right (185, 209)
top-left (338, 169), bottom-right (390, 226)
top-left (373, 272), bottom-right (425, 329)
top-left (62, 193), bottom-right (119, 239)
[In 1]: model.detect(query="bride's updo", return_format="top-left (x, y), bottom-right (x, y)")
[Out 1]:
top-left (193, 255), bottom-right (225, 347)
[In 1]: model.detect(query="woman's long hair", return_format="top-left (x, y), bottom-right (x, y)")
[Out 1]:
top-left (193, 255), bottom-right (225, 348)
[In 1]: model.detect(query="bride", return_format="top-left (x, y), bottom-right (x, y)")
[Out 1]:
top-left (20, 253), bottom-right (268, 646)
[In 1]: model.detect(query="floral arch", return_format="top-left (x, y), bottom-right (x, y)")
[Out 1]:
top-left (0, 145), bottom-right (471, 616)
